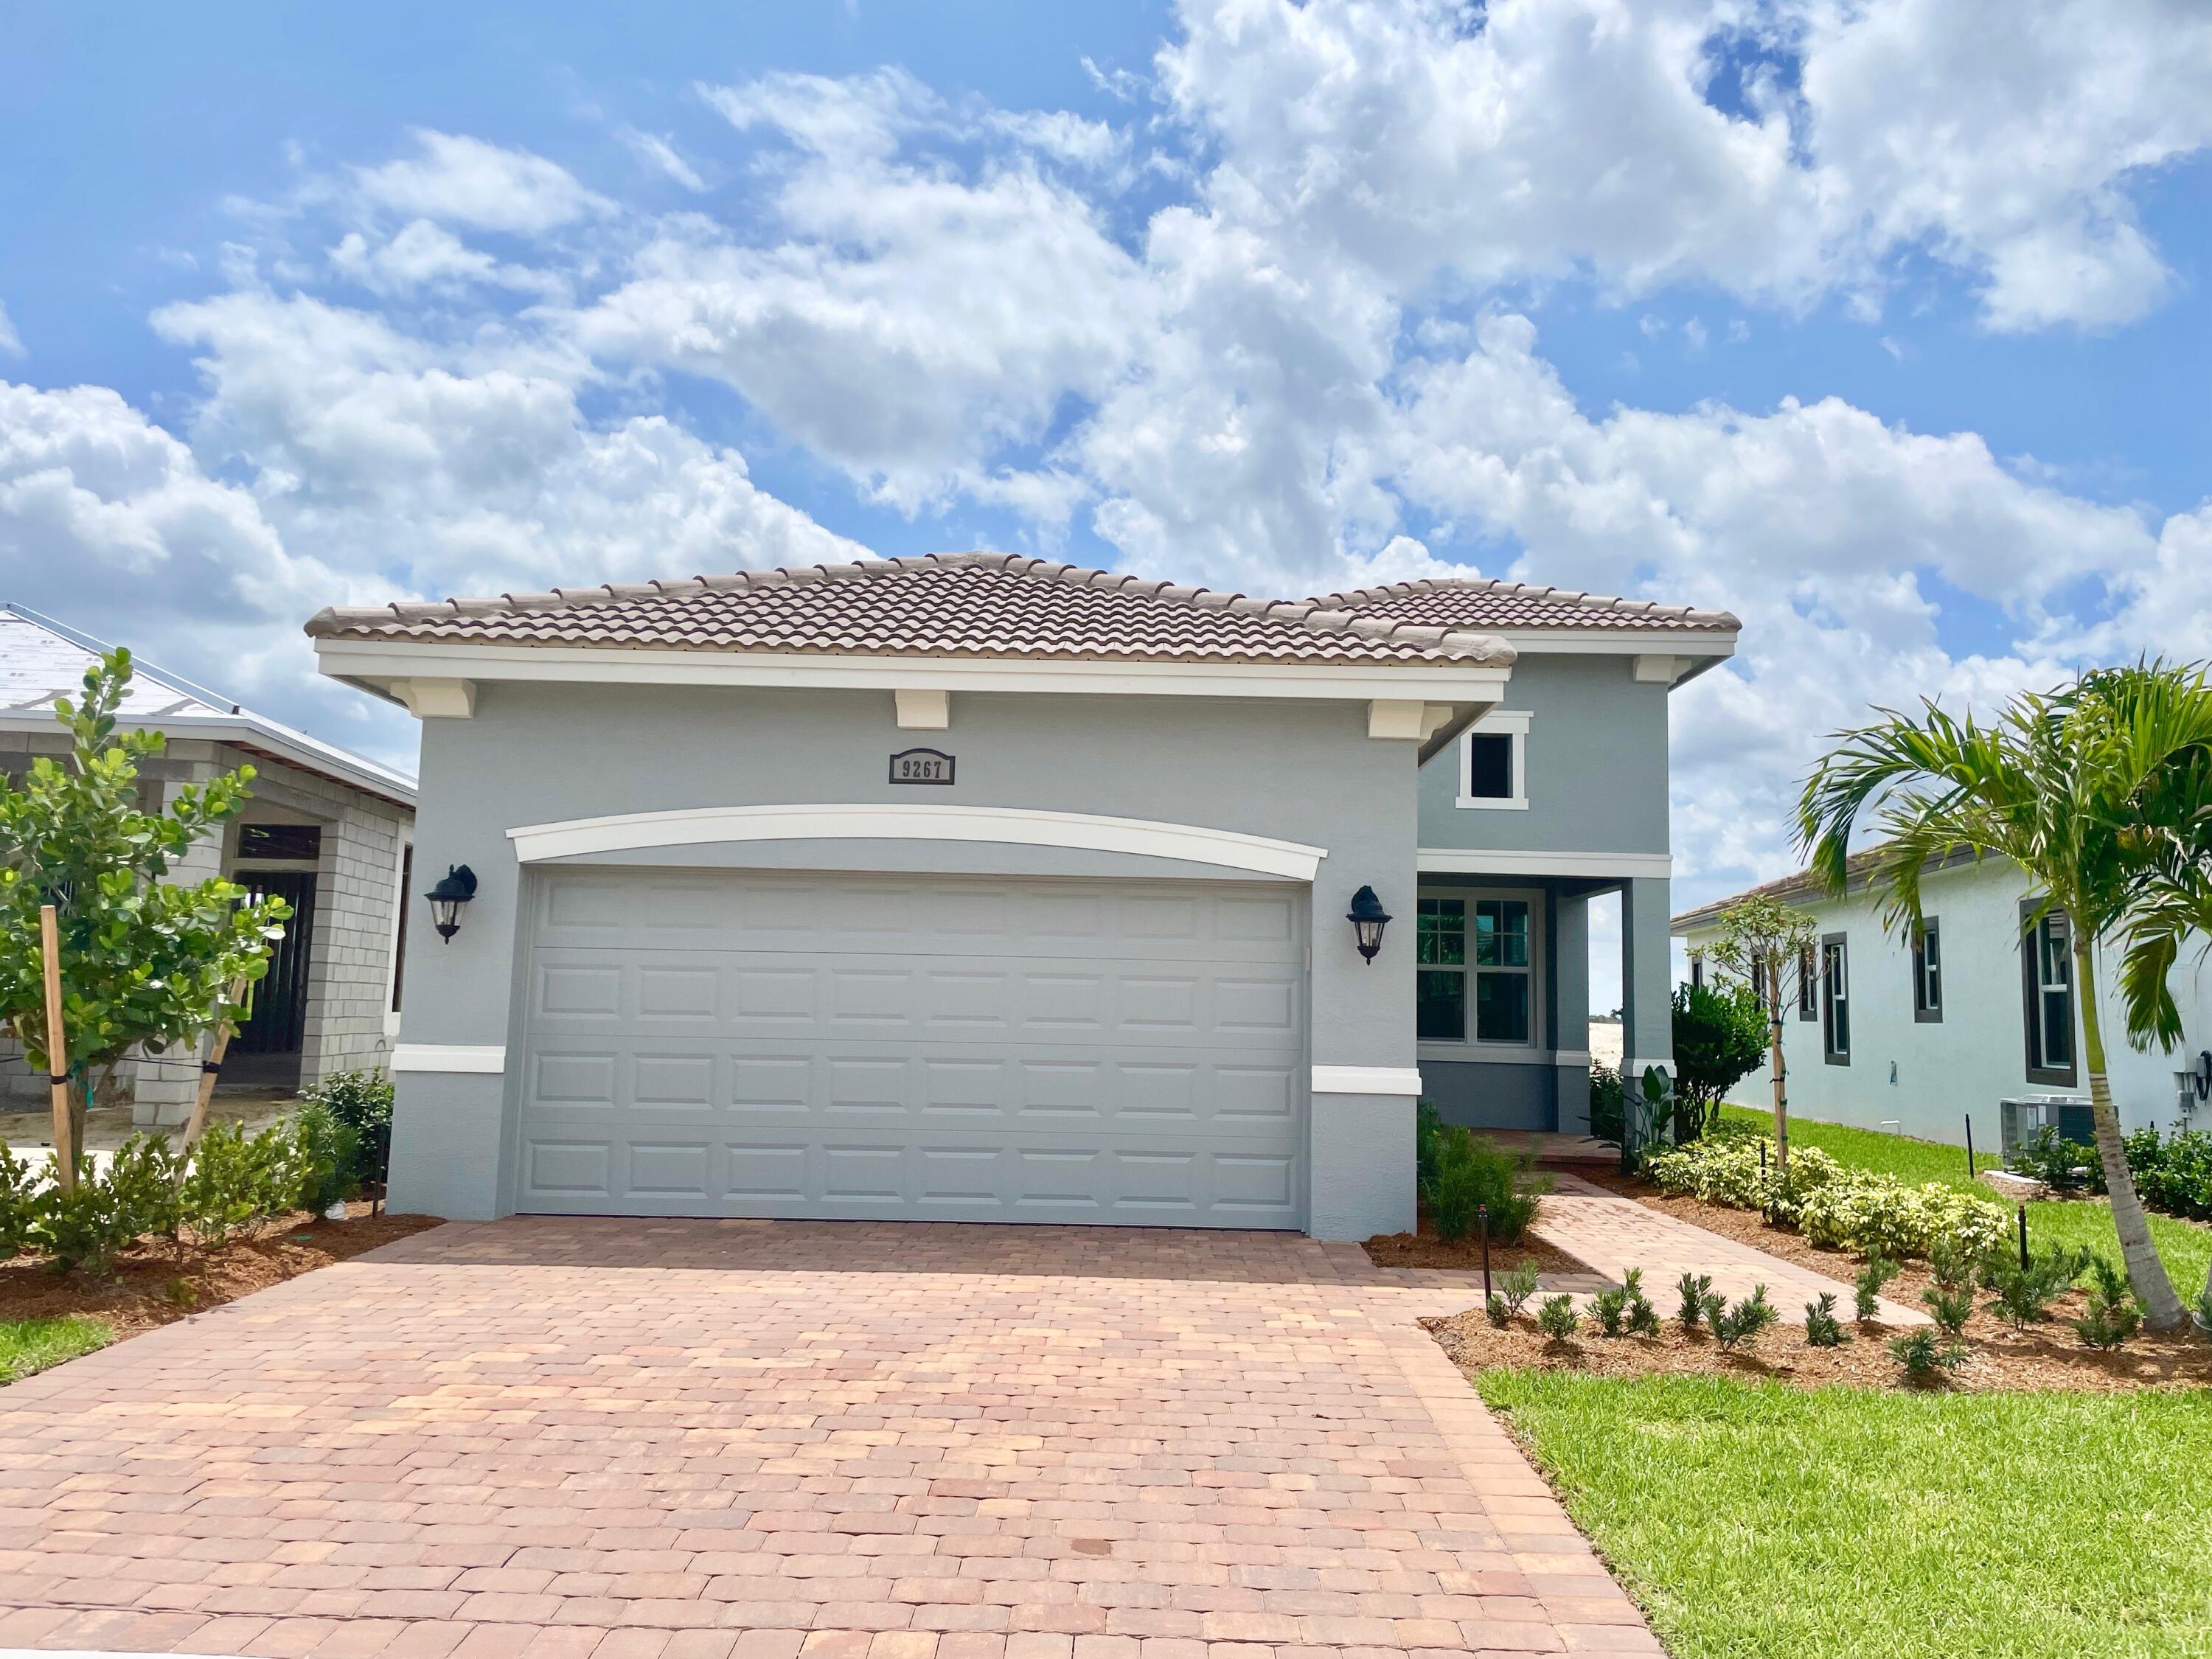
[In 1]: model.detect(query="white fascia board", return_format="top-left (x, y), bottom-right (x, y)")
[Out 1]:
top-left (1417, 847), bottom-right (1672, 879)
top-left (1488, 627), bottom-right (1737, 658)
top-left (509, 801), bottom-right (1329, 881)
top-left (390, 1043), bottom-right (507, 1074)
top-left (313, 638), bottom-right (1512, 706)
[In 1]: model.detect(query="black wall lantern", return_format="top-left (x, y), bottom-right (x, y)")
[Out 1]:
top-left (1346, 885), bottom-right (1392, 963)
top-left (425, 863), bottom-right (478, 942)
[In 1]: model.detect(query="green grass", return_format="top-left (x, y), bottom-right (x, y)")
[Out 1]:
top-left (1717, 1102), bottom-right (2212, 1295)
top-left (0, 1315), bottom-right (111, 1382)
top-left (1481, 1369), bottom-right (2212, 1659)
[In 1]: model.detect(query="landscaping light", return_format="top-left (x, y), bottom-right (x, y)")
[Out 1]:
top-left (1346, 885), bottom-right (1392, 963)
top-left (425, 863), bottom-right (477, 942)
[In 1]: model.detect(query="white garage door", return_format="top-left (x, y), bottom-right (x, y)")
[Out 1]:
top-left (514, 868), bottom-right (1307, 1226)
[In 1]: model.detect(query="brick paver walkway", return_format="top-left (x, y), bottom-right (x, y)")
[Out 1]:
top-left (1531, 1175), bottom-right (1929, 1326)
top-left (0, 1220), bottom-right (1657, 1659)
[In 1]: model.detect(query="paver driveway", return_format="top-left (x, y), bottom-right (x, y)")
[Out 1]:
top-left (0, 1220), bottom-right (1653, 1659)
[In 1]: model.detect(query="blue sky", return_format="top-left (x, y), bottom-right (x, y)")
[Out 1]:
top-left (4, 0), bottom-right (2210, 950)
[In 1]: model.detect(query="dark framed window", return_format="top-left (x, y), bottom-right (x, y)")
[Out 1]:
top-left (1418, 894), bottom-right (1534, 1044)
top-left (1464, 733), bottom-right (1514, 800)
top-left (237, 823), bottom-right (321, 862)
top-left (1690, 954), bottom-right (1704, 990)
top-left (1797, 942), bottom-right (1818, 1022)
top-left (1750, 957), bottom-right (1768, 1012)
top-left (1912, 918), bottom-right (1942, 1023)
top-left (2022, 905), bottom-right (2077, 1085)
top-left (1417, 897), bottom-right (1467, 1040)
top-left (1821, 934), bottom-right (1850, 1064)
top-left (391, 844), bottom-right (412, 1015)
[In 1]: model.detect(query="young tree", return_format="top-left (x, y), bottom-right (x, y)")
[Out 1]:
top-left (1798, 664), bottom-right (2212, 1329)
top-left (1705, 894), bottom-right (1819, 1169)
top-left (1670, 979), bottom-right (1769, 1141)
top-left (0, 650), bottom-right (288, 1186)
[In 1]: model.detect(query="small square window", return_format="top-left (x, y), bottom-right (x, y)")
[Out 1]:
top-left (1464, 733), bottom-right (1514, 799)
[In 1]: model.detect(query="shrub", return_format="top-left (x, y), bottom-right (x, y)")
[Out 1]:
top-left (1591, 1287), bottom-right (1628, 1337)
top-left (1676, 1270), bottom-right (1714, 1329)
top-left (178, 1120), bottom-right (296, 1245)
top-left (1921, 1283), bottom-right (1974, 1338)
top-left (2126, 1126), bottom-right (2212, 1222)
top-left (1714, 1286), bottom-right (1778, 1352)
top-left (1927, 1236), bottom-right (1975, 1291)
top-left (1484, 1293), bottom-right (1511, 1327)
top-left (1798, 1172), bottom-right (2008, 1262)
top-left (1644, 1136), bottom-right (1843, 1224)
top-left (301, 1068), bottom-right (394, 1192)
top-left (1535, 1294), bottom-right (1580, 1341)
top-left (1621, 1267), bottom-right (1660, 1335)
top-left (1978, 1244), bottom-right (2089, 1331)
top-left (1587, 1065), bottom-right (1625, 1145)
top-left (2008, 1125), bottom-right (2102, 1193)
top-left (1671, 980), bottom-right (1768, 1141)
top-left (1888, 1329), bottom-right (1966, 1381)
top-left (1416, 1102), bottom-right (1443, 1192)
top-left (1497, 1261), bottom-right (1541, 1318)
top-left (1854, 1254), bottom-right (1899, 1321)
top-left (1804, 1292), bottom-right (1848, 1347)
top-left (0, 1141), bottom-right (38, 1260)
top-left (287, 1102), bottom-right (358, 1216)
top-left (2073, 1259), bottom-right (2143, 1351)
top-left (1423, 1126), bottom-right (1547, 1243)
top-left (32, 1137), bottom-right (181, 1273)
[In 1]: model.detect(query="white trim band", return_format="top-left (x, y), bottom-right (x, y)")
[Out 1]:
top-left (1312, 1065), bottom-right (1426, 1096)
top-left (1417, 847), bottom-right (1672, 879)
top-left (509, 803), bottom-right (1329, 881)
top-left (390, 1043), bottom-right (507, 1074)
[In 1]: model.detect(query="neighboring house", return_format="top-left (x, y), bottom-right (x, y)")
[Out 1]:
top-left (309, 552), bottom-right (1732, 1238)
top-left (1672, 852), bottom-right (2212, 1146)
top-left (1312, 580), bottom-right (1737, 1137)
top-left (0, 605), bottom-right (417, 1121)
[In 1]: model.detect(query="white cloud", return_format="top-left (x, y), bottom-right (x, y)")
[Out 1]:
top-left (328, 220), bottom-right (563, 297)
top-left (619, 128), bottom-right (708, 192)
top-left (352, 129), bottom-right (612, 234)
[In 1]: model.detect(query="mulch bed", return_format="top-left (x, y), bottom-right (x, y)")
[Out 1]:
top-left (0, 1203), bottom-right (442, 1350)
top-left (1364, 1218), bottom-right (1592, 1275)
top-left (1432, 1164), bottom-right (2212, 1393)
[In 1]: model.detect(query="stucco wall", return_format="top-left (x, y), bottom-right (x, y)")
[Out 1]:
top-left (1680, 857), bottom-right (2212, 1141)
top-left (389, 681), bottom-right (1425, 1235)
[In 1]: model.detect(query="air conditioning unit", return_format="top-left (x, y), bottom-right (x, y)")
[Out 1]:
top-left (1998, 1096), bottom-right (2095, 1160)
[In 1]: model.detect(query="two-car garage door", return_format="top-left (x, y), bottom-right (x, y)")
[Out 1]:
top-left (514, 868), bottom-right (1307, 1227)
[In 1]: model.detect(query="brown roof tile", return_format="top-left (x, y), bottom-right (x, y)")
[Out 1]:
top-left (306, 552), bottom-right (1519, 668)
top-left (1309, 576), bottom-right (1740, 633)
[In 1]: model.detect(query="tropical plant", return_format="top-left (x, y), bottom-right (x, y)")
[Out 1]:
top-left (1676, 1270), bottom-right (1714, 1329)
top-left (1669, 980), bottom-right (1769, 1141)
top-left (1621, 1267), bottom-right (1660, 1335)
top-left (0, 1141), bottom-right (37, 1260)
top-left (1921, 1283), bottom-right (1974, 1339)
top-left (2007, 1125), bottom-right (2103, 1193)
top-left (1978, 1243), bottom-right (2090, 1331)
top-left (2073, 1258), bottom-right (2144, 1351)
top-left (2124, 1126), bottom-right (2212, 1222)
top-left (1703, 893), bottom-right (1820, 1168)
top-left (1854, 1254), bottom-right (1899, 1322)
top-left (1496, 1261), bottom-right (1541, 1319)
top-left (0, 650), bottom-right (287, 1184)
top-left (1535, 1294), bottom-right (1581, 1341)
top-left (1714, 1286), bottom-right (1778, 1352)
top-left (1590, 1286), bottom-right (1629, 1336)
top-left (287, 1101), bottom-right (359, 1215)
top-left (299, 1068), bottom-right (395, 1192)
top-left (1888, 1328), bottom-right (1966, 1381)
top-left (1804, 1292), bottom-right (1848, 1347)
top-left (32, 1136), bottom-right (182, 1273)
top-left (1422, 1125), bottom-right (1547, 1243)
top-left (1587, 1063), bottom-right (1625, 1145)
top-left (1798, 663), bottom-right (2212, 1329)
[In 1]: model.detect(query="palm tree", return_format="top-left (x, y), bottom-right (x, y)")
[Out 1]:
top-left (1798, 663), bottom-right (2212, 1331)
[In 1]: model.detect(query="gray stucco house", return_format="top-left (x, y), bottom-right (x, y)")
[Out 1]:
top-left (310, 553), bottom-right (1734, 1239)
top-left (1, 605), bottom-right (417, 1121)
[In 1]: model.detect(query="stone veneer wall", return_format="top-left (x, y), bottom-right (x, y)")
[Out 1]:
top-left (0, 730), bottom-right (412, 1126)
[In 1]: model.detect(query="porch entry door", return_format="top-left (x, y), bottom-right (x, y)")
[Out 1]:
top-left (234, 871), bottom-right (316, 1055)
top-left (512, 867), bottom-right (1308, 1226)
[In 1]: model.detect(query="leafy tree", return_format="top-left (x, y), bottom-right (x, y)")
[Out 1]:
top-left (0, 650), bottom-right (288, 1186)
top-left (1671, 979), bottom-right (1768, 1141)
top-left (1798, 664), bottom-right (2212, 1329)
top-left (1703, 894), bottom-right (1820, 1169)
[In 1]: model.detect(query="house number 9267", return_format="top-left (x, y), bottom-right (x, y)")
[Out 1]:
top-left (889, 748), bottom-right (955, 785)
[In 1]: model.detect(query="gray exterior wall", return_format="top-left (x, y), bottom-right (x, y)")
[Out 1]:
top-left (1417, 653), bottom-right (1672, 855)
top-left (388, 681), bottom-right (1422, 1238)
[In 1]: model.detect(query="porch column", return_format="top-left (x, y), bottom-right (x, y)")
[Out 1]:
top-left (1618, 874), bottom-right (1676, 1119)
top-left (1554, 892), bottom-right (1593, 1133)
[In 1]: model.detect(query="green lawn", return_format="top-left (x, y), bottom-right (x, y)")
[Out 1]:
top-left (1481, 1369), bottom-right (2212, 1659)
top-left (0, 1315), bottom-right (110, 1382)
top-left (1717, 1102), bottom-right (2212, 1296)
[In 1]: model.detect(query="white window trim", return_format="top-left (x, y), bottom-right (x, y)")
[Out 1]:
top-left (383, 832), bottom-right (412, 1039)
top-left (1416, 884), bottom-right (1548, 1057)
top-left (1455, 709), bottom-right (1532, 810)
